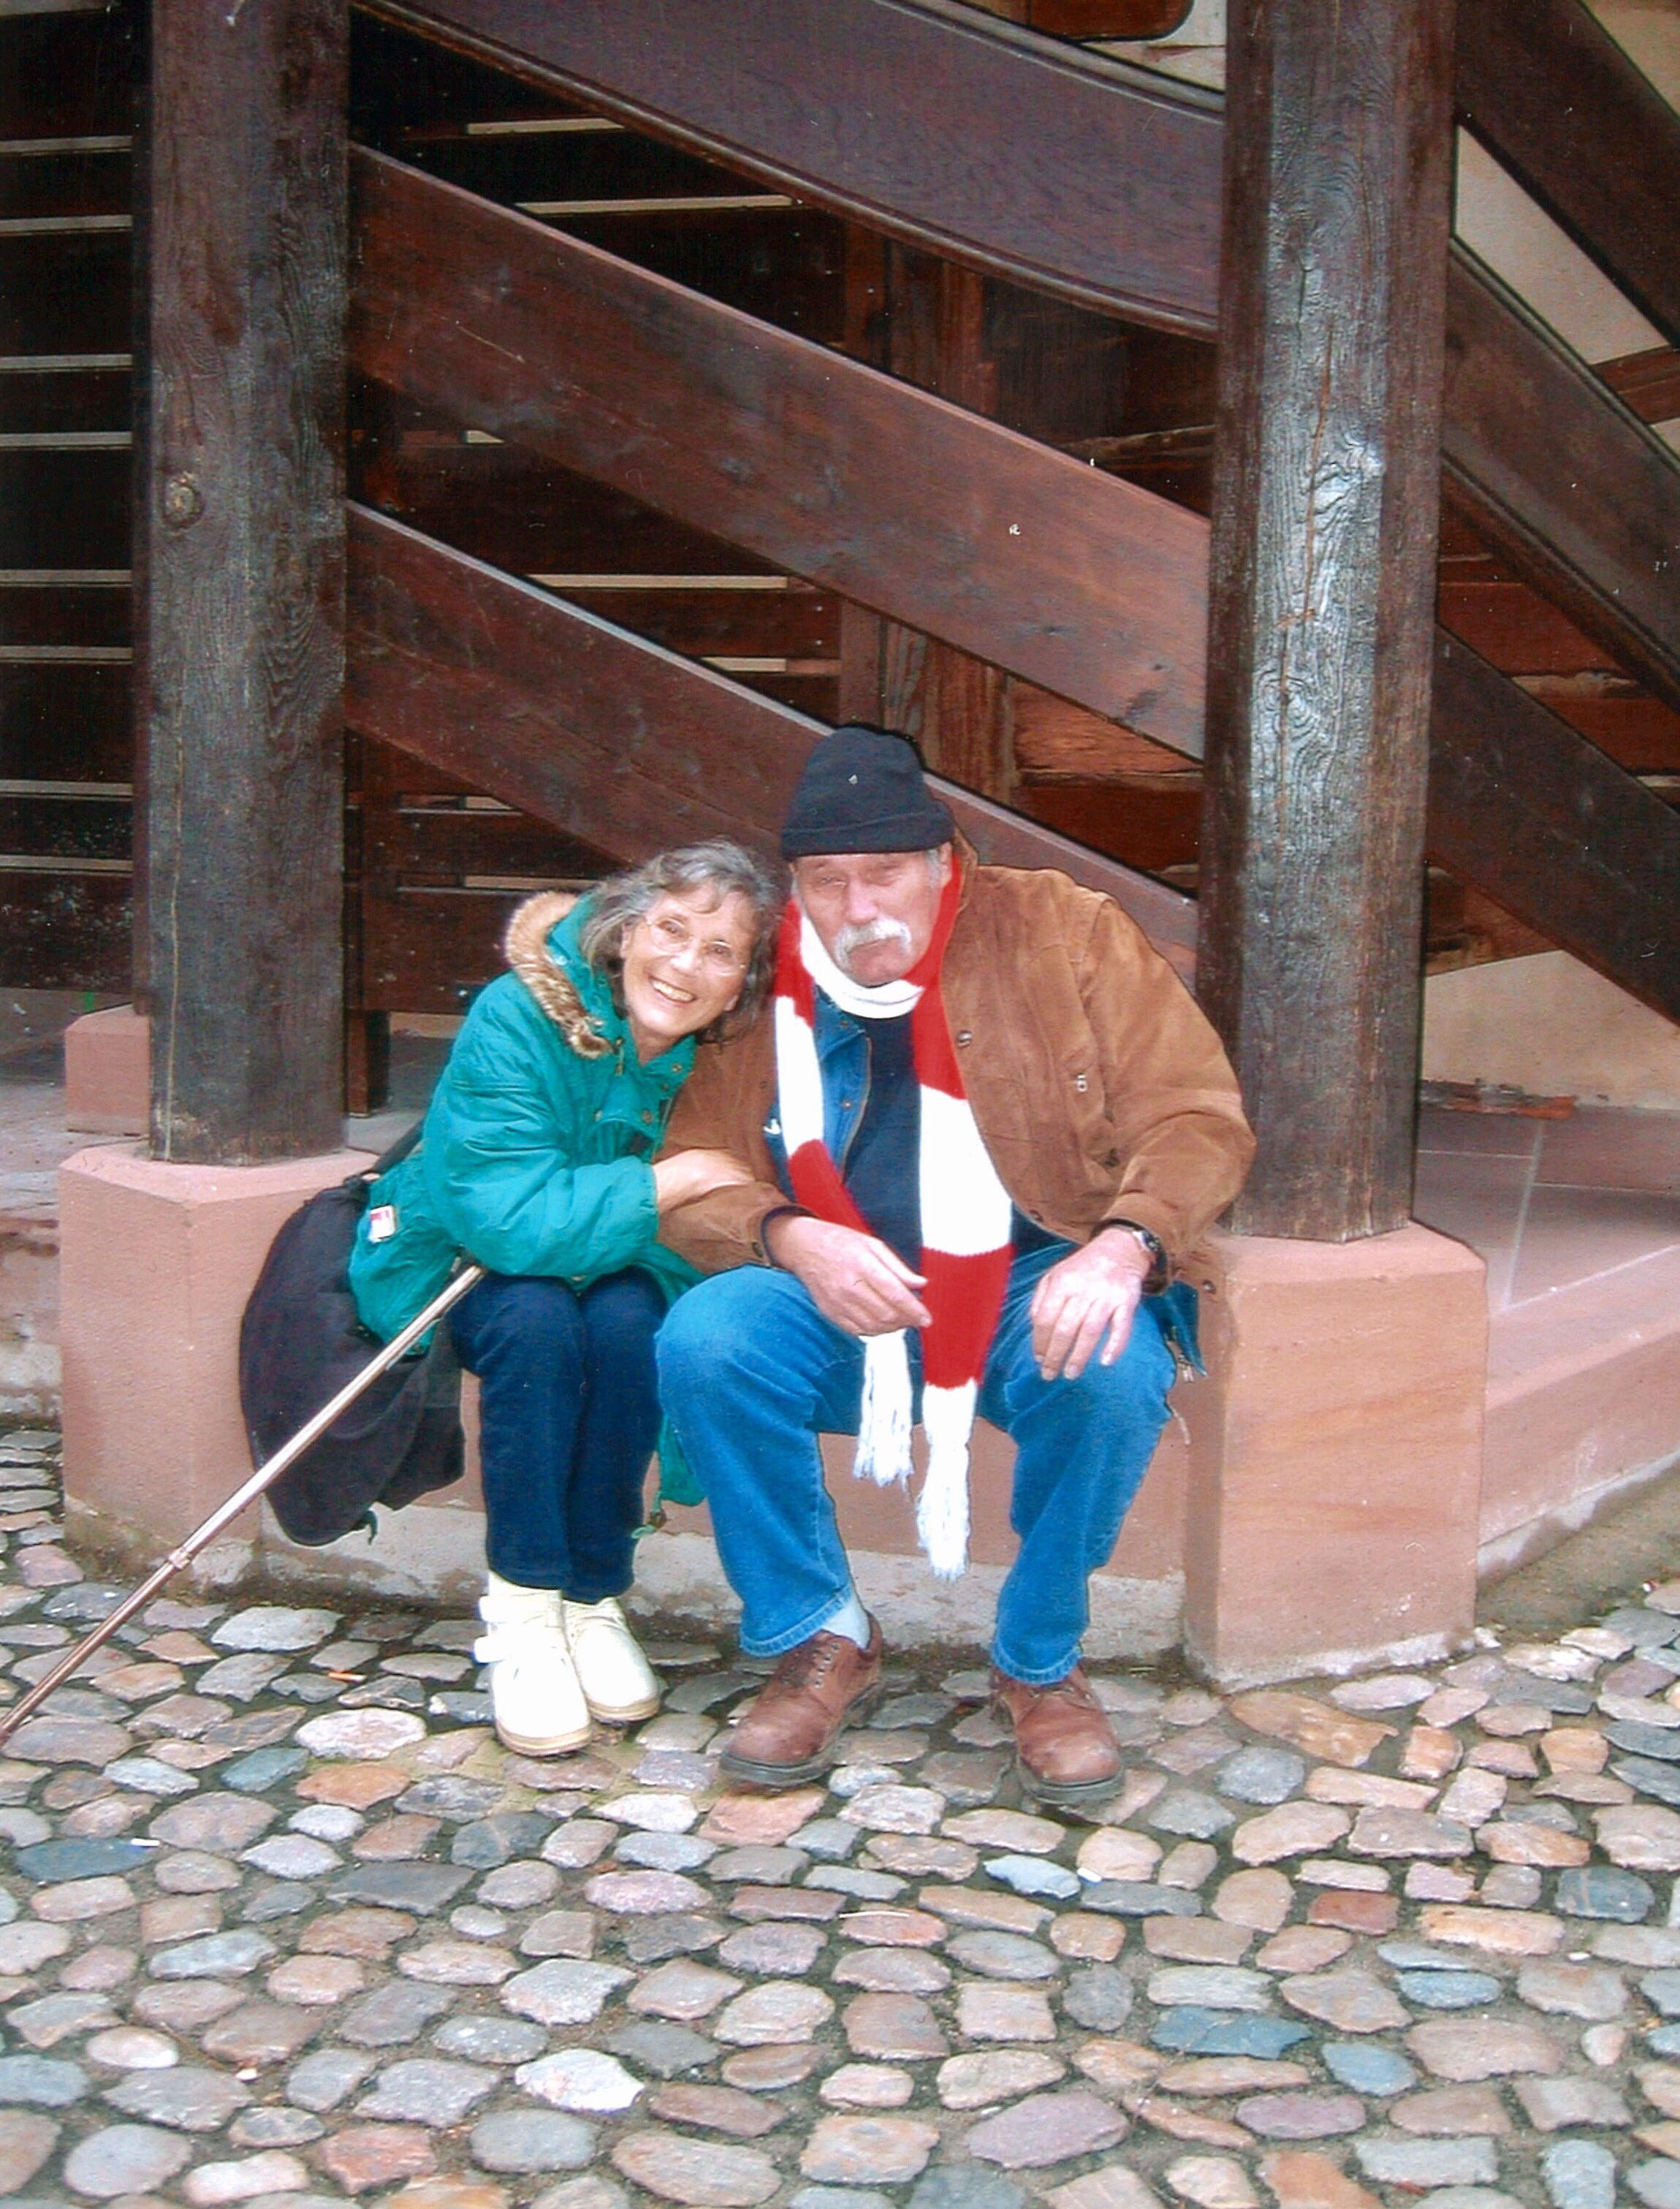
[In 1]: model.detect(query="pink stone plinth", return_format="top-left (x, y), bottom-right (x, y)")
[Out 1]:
top-left (60, 1144), bottom-right (373, 1569)
top-left (1180, 1223), bottom-right (1487, 1687)
top-left (64, 1007), bottom-right (150, 1136)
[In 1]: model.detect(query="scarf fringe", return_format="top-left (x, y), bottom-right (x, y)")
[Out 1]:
top-left (917, 1383), bottom-right (976, 1579)
top-left (856, 1331), bottom-right (914, 1486)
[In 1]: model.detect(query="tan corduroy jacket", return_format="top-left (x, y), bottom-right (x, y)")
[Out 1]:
top-left (655, 853), bottom-right (1255, 1281)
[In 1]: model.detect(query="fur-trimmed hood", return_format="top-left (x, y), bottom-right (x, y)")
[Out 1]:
top-left (501, 889), bottom-right (612, 1060)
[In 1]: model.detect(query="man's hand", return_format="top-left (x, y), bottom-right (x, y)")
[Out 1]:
top-left (1029, 1232), bottom-right (1152, 1382)
top-left (766, 1215), bottom-right (932, 1337)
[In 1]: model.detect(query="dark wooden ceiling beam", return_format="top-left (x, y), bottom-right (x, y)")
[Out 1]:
top-left (1455, 0), bottom-right (1680, 352)
top-left (352, 0), bottom-right (1224, 337)
top-left (343, 502), bottom-right (1198, 962)
top-left (1443, 254), bottom-right (1680, 718)
top-left (1428, 631), bottom-right (1680, 1027)
top-left (349, 148), bottom-right (1211, 759)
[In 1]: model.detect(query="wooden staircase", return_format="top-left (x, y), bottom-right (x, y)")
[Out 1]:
top-left (336, 0), bottom-right (1679, 1059)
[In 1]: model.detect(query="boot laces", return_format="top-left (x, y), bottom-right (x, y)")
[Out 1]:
top-left (772, 1632), bottom-right (845, 1697)
top-left (1043, 1671), bottom-right (1096, 1707)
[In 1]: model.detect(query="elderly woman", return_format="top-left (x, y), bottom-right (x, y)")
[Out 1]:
top-left (349, 840), bottom-right (782, 1755)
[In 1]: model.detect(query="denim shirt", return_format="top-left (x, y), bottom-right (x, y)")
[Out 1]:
top-left (760, 989), bottom-right (881, 1179)
top-left (761, 989), bottom-right (1204, 1376)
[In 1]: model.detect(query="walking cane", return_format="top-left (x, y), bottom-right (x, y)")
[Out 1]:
top-left (0, 1262), bottom-right (485, 1747)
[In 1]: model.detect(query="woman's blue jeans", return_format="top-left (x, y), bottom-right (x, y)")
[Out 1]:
top-left (656, 1239), bottom-right (1177, 1684)
top-left (450, 1268), bottom-right (664, 1599)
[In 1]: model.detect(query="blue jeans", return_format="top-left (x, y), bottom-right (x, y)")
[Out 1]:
top-left (656, 1240), bottom-right (1178, 1684)
top-left (450, 1269), bottom-right (664, 1598)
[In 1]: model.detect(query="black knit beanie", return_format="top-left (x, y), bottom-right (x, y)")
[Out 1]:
top-left (780, 726), bottom-right (956, 859)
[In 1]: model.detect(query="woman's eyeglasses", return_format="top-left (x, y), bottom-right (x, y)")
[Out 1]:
top-left (638, 911), bottom-right (747, 978)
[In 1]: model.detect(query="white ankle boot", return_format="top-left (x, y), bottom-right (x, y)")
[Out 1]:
top-left (561, 1597), bottom-right (661, 1725)
top-left (474, 1574), bottom-right (591, 1756)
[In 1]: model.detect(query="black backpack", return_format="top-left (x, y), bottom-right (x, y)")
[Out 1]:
top-left (238, 1125), bottom-right (467, 1546)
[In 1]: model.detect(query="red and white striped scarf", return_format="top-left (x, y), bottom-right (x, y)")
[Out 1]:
top-left (772, 870), bottom-right (1013, 1577)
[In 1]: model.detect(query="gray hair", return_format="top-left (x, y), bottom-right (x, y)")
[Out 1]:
top-left (578, 839), bottom-right (786, 1041)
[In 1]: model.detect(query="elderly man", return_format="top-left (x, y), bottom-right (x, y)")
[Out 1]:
top-left (655, 728), bottom-right (1253, 1805)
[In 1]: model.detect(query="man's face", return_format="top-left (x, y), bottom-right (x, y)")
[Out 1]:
top-left (794, 845), bottom-right (953, 987)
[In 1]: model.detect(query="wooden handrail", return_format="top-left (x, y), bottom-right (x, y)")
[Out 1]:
top-left (343, 503), bottom-right (1201, 963)
top-left (349, 148), bottom-right (1211, 759)
top-left (346, 507), bottom-right (1680, 1027)
top-left (1443, 253), bottom-right (1680, 719)
top-left (1429, 631), bottom-right (1680, 1027)
top-left (354, 2), bottom-right (1680, 715)
top-left (353, 0), bottom-right (1224, 335)
top-left (1456, 0), bottom-right (1680, 353)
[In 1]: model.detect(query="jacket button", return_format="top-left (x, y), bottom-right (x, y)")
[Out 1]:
top-left (956, 1031), bottom-right (972, 1046)
top-left (1075, 1073), bottom-right (1088, 1092)
top-left (641, 1110), bottom-right (653, 1122)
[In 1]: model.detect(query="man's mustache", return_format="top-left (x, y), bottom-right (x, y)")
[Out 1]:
top-left (833, 917), bottom-right (913, 974)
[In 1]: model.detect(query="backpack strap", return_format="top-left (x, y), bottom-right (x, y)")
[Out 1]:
top-left (346, 1114), bottom-right (427, 1198)
top-left (372, 1116), bottom-right (426, 1177)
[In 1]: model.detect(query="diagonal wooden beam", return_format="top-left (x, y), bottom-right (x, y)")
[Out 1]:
top-left (349, 147), bottom-right (1211, 758)
top-left (353, 0), bottom-right (1224, 337)
top-left (1427, 630), bottom-right (1680, 1027)
top-left (351, 16), bottom-right (1680, 731)
top-left (1456, 0), bottom-right (1680, 353)
top-left (343, 503), bottom-right (1200, 964)
top-left (346, 505), bottom-right (1680, 1026)
top-left (1443, 251), bottom-right (1680, 718)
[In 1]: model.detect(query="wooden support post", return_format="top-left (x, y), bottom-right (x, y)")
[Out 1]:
top-left (1198, 0), bottom-right (1456, 1240)
top-left (837, 235), bottom-right (1014, 800)
top-left (878, 250), bottom-right (1013, 802)
top-left (137, 0), bottom-right (347, 1162)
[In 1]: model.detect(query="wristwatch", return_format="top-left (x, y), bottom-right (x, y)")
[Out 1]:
top-left (1097, 1218), bottom-right (1169, 1295)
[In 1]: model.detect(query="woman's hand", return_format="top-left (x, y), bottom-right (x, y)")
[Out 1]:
top-left (653, 1148), bottom-right (756, 1212)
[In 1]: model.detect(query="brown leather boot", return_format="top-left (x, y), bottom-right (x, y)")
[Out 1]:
top-left (720, 1619), bottom-right (884, 1787)
top-left (991, 1665), bottom-right (1124, 1809)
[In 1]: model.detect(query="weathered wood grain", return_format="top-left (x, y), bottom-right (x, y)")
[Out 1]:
top-left (349, 148), bottom-right (1211, 758)
top-left (838, 243), bottom-right (1014, 803)
top-left (137, 0), bottom-right (346, 1160)
top-left (1429, 632), bottom-right (1680, 1026)
top-left (1198, 0), bottom-right (1456, 1242)
top-left (354, 0), bottom-right (1224, 335)
top-left (348, 505), bottom-right (1680, 1023)
top-left (1443, 254), bottom-right (1680, 718)
top-left (343, 504), bottom-right (1198, 964)
top-left (1456, 0), bottom-right (1680, 351)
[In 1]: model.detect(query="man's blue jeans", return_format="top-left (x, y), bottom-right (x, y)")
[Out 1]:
top-left (450, 1269), bottom-right (664, 1599)
top-left (656, 1239), bottom-right (1177, 1684)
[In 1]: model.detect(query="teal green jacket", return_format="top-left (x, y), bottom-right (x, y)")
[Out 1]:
top-left (348, 891), bottom-right (701, 1346)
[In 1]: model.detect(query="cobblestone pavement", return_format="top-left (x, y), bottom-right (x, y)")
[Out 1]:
top-left (8, 1433), bottom-right (1680, 2208)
